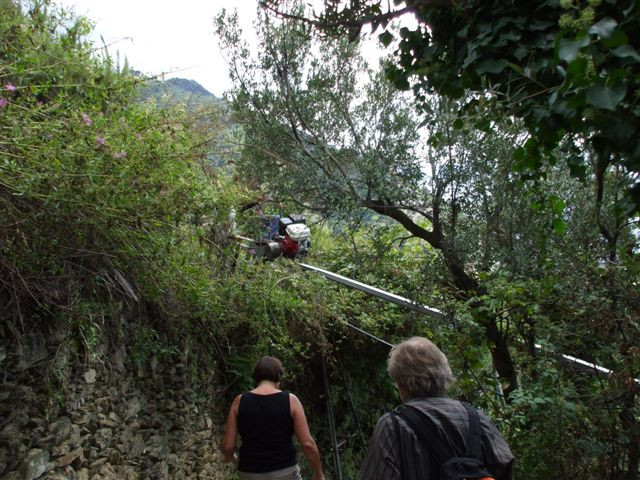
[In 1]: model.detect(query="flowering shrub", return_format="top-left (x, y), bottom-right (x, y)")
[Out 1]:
top-left (0, 0), bottom-right (234, 344)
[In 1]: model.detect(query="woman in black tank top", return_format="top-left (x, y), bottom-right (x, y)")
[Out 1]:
top-left (222, 356), bottom-right (325, 480)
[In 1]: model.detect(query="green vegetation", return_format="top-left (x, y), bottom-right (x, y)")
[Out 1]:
top-left (264, 0), bottom-right (640, 215)
top-left (1, 0), bottom-right (222, 342)
top-left (1, 1), bottom-right (639, 480)
top-left (217, 3), bottom-right (639, 478)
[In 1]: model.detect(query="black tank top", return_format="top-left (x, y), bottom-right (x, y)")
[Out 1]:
top-left (237, 391), bottom-right (297, 473)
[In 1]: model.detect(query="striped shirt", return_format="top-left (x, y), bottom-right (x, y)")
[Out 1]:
top-left (359, 397), bottom-right (514, 480)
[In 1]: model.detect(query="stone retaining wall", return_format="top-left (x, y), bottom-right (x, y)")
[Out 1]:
top-left (0, 331), bottom-right (235, 480)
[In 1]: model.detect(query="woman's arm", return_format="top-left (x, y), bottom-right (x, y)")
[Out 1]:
top-left (291, 394), bottom-right (324, 480)
top-left (221, 394), bottom-right (241, 463)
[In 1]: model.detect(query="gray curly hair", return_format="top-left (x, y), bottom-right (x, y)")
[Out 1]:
top-left (388, 337), bottom-right (455, 398)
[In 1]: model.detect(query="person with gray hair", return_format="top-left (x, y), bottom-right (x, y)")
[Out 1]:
top-left (359, 337), bottom-right (514, 480)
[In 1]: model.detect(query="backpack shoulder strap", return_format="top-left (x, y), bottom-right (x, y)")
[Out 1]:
top-left (461, 402), bottom-right (483, 461)
top-left (389, 412), bottom-right (405, 478)
top-left (394, 404), bottom-right (452, 468)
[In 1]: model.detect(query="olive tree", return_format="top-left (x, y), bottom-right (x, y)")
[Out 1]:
top-left (215, 5), bottom-right (532, 395)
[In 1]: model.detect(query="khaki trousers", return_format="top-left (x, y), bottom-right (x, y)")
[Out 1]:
top-left (238, 464), bottom-right (302, 480)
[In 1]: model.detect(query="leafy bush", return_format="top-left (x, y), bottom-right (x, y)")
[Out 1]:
top-left (0, 0), bottom-right (231, 358)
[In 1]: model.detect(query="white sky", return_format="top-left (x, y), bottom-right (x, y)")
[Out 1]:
top-left (54, 0), bottom-right (402, 97)
top-left (55, 0), bottom-right (260, 97)
top-left (54, 0), bottom-right (400, 98)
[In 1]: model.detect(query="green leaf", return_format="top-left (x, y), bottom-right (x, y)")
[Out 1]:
top-left (508, 62), bottom-right (524, 75)
top-left (552, 218), bottom-right (566, 234)
top-left (588, 17), bottom-right (618, 39)
top-left (567, 155), bottom-right (587, 179)
top-left (557, 38), bottom-right (589, 63)
top-left (567, 57), bottom-right (587, 77)
top-left (530, 19), bottom-right (555, 31)
top-left (611, 45), bottom-right (640, 62)
top-left (550, 196), bottom-right (565, 214)
top-left (378, 31), bottom-right (394, 47)
top-left (602, 29), bottom-right (629, 48)
top-left (453, 118), bottom-right (464, 129)
top-left (462, 48), bottom-right (478, 69)
top-left (586, 84), bottom-right (627, 110)
top-left (475, 117), bottom-right (491, 132)
top-left (564, 401), bottom-right (577, 412)
top-left (394, 77), bottom-right (410, 90)
top-left (513, 46), bottom-right (529, 60)
top-left (475, 58), bottom-right (508, 75)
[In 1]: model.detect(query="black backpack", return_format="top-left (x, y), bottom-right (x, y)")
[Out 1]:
top-left (394, 401), bottom-right (495, 480)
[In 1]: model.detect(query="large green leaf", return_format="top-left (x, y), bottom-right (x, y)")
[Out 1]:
top-left (557, 37), bottom-right (589, 63)
top-left (585, 84), bottom-right (627, 110)
top-left (611, 45), bottom-right (640, 62)
top-left (550, 196), bottom-right (566, 215)
top-left (602, 29), bottom-right (629, 48)
top-left (378, 31), bottom-right (394, 47)
top-left (567, 57), bottom-right (587, 78)
top-left (552, 218), bottom-right (567, 234)
top-left (475, 58), bottom-right (508, 74)
top-left (588, 18), bottom-right (618, 39)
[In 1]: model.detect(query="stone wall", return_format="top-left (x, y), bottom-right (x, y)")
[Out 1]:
top-left (0, 330), bottom-right (235, 480)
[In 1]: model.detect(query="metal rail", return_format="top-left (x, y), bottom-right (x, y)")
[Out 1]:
top-left (299, 263), bottom-right (446, 320)
top-left (549, 346), bottom-right (636, 382)
top-left (300, 262), bottom-right (640, 388)
top-left (234, 238), bottom-right (638, 387)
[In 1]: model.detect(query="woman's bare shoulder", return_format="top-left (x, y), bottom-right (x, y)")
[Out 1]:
top-left (288, 392), bottom-right (302, 404)
top-left (230, 394), bottom-right (242, 411)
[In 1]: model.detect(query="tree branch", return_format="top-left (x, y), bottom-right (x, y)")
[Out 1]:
top-left (271, 39), bottom-right (360, 199)
top-left (364, 199), bottom-right (442, 247)
top-left (259, 1), bottom-right (423, 31)
top-left (395, 203), bottom-right (435, 223)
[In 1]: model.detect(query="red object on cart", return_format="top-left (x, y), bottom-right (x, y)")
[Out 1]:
top-left (281, 235), bottom-right (299, 258)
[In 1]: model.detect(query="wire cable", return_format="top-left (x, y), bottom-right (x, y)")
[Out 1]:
top-left (344, 321), bottom-right (394, 348)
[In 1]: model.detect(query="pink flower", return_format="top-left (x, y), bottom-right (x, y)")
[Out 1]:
top-left (96, 136), bottom-right (106, 146)
top-left (81, 113), bottom-right (92, 126)
top-left (113, 150), bottom-right (127, 159)
top-left (4, 84), bottom-right (16, 92)
top-left (0, 98), bottom-right (7, 108)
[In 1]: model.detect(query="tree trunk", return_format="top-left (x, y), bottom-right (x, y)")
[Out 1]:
top-left (367, 200), bottom-right (519, 397)
top-left (621, 391), bottom-right (639, 480)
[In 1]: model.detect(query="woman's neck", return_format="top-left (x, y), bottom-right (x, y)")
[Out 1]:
top-left (251, 380), bottom-right (281, 394)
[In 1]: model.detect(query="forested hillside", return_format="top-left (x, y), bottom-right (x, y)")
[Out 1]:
top-left (0, 1), bottom-right (638, 480)
top-left (138, 76), bottom-right (224, 111)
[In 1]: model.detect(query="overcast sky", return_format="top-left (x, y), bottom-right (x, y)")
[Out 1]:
top-left (54, 1), bottom-right (402, 98)
top-left (55, 0), bottom-right (260, 97)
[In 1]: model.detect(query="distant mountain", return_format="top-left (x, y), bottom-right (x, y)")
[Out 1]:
top-left (164, 78), bottom-right (215, 97)
top-left (138, 76), bottom-right (225, 111)
top-left (136, 76), bottom-right (237, 169)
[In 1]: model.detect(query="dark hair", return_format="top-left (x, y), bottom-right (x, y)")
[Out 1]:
top-left (253, 356), bottom-right (284, 384)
